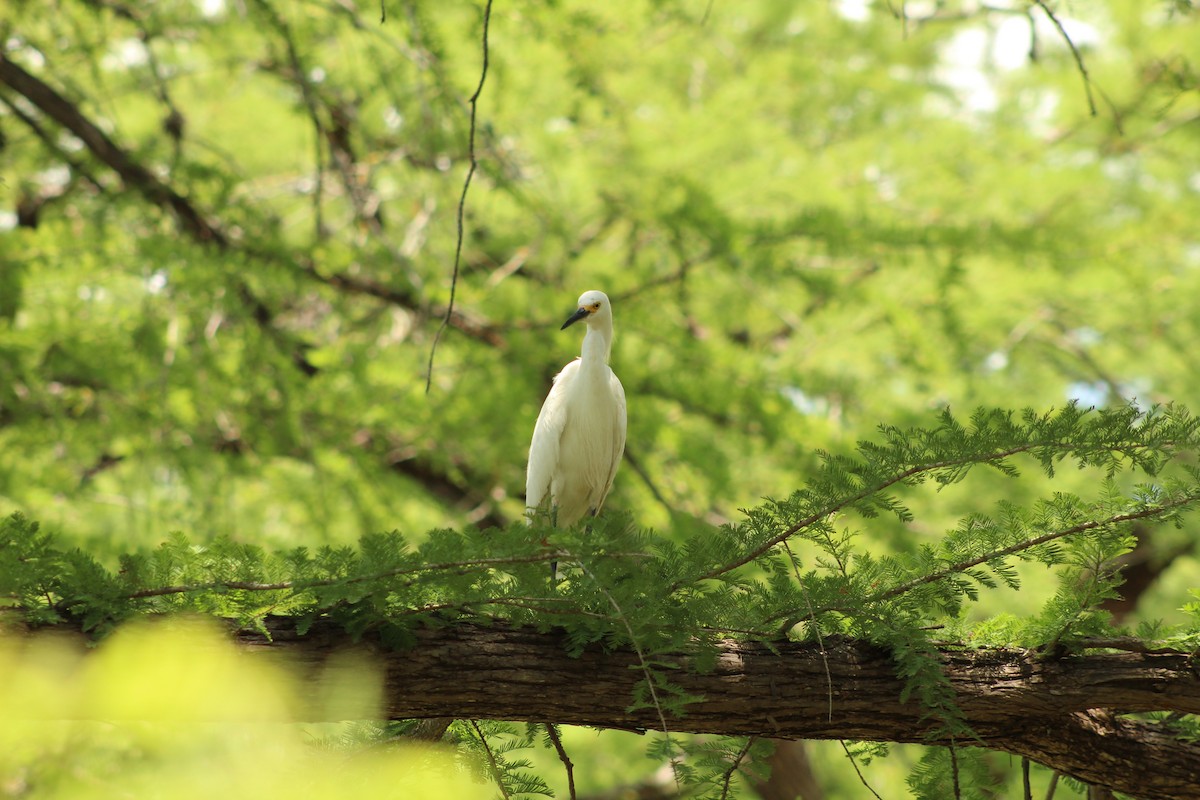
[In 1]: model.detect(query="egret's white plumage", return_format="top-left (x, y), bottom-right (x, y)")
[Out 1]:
top-left (526, 290), bottom-right (627, 529)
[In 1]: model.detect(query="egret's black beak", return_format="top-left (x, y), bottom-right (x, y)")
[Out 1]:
top-left (561, 307), bottom-right (590, 330)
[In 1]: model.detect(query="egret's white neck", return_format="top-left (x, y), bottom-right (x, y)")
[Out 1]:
top-left (580, 320), bottom-right (612, 366)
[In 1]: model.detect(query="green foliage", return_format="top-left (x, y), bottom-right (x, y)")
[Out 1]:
top-left (3, 0), bottom-right (1200, 795)
top-left (5, 403), bottom-right (1200, 796)
top-left (456, 721), bottom-right (554, 800)
top-left (906, 747), bottom-right (999, 800)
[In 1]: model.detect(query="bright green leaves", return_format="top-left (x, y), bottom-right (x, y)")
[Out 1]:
top-left (6, 399), bottom-right (1200, 797)
top-left (0, 513), bottom-right (122, 629)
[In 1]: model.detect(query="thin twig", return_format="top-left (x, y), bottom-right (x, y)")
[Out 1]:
top-left (680, 440), bottom-right (1080, 590)
top-left (545, 724), bottom-right (577, 800)
top-left (124, 550), bottom-right (651, 600)
top-left (1031, 0), bottom-right (1096, 117)
top-left (1067, 636), bottom-right (1190, 655)
top-left (839, 741), bottom-right (885, 800)
top-left (425, 0), bottom-right (493, 393)
top-left (622, 445), bottom-right (674, 517)
top-left (1023, 758), bottom-right (1032, 800)
top-left (771, 490), bottom-right (1200, 627)
top-left (782, 540), bottom-right (834, 722)
top-left (860, 494), bottom-right (1199, 610)
top-left (469, 720), bottom-right (512, 800)
top-left (251, 0), bottom-right (328, 238)
top-left (578, 558), bottom-right (681, 793)
top-left (718, 737), bottom-right (756, 800)
top-left (950, 742), bottom-right (961, 800)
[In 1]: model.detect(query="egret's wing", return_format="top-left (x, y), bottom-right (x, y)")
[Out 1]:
top-left (595, 370), bottom-right (627, 513)
top-left (526, 360), bottom-right (579, 517)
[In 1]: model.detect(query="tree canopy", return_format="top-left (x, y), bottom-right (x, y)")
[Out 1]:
top-left (2, 0), bottom-right (1200, 797)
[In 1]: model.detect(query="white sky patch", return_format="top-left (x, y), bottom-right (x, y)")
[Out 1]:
top-left (102, 38), bottom-right (150, 70)
top-left (934, 9), bottom-right (1102, 118)
top-left (834, 0), bottom-right (871, 23)
top-left (1067, 380), bottom-right (1108, 407)
top-left (145, 270), bottom-right (169, 295)
top-left (937, 27), bottom-right (999, 113)
top-left (1182, 242), bottom-right (1200, 268)
top-left (983, 350), bottom-right (1009, 372)
top-left (781, 386), bottom-right (830, 417)
top-left (5, 38), bottom-right (45, 69)
top-left (36, 165), bottom-right (71, 190)
top-left (197, 0), bottom-right (225, 19)
top-left (383, 106), bottom-right (404, 132)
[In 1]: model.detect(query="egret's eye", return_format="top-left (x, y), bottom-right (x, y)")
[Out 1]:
top-left (590, 303), bottom-right (601, 311)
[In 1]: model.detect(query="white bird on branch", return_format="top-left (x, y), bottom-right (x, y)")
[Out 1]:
top-left (526, 290), bottom-right (627, 573)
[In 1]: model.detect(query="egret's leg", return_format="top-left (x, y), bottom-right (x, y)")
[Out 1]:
top-left (550, 505), bottom-right (559, 582)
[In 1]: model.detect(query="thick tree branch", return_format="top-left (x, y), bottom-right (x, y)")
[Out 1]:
top-left (233, 619), bottom-right (1200, 799)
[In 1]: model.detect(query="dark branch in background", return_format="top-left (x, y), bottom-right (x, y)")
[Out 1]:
top-left (425, 0), bottom-right (493, 393)
top-left (0, 91), bottom-right (104, 192)
top-left (0, 53), bottom-right (515, 519)
top-left (0, 53), bottom-right (322, 375)
top-left (250, 0), bottom-right (328, 240)
top-left (80, 0), bottom-right (187, 165)
top-left (621, 445), bottom-right (675, 518)
top-left (297, 258), bottom-right (504, 346)
top-left (382, 448), bottom-right (509, 529)
top-left (0, 55), bottom-right (224, 245)
top-left (0, 50), bottom-right (504, 354)
top-left (225, 619), bottom-right (1200, 799)
top-left (1031, 0), bottom-right (1097, 117)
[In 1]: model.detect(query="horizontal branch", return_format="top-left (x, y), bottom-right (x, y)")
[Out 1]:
top-left (232, 619), bottom-right (1200, 799)
top-left (124, 551), bottom-right (650, 600)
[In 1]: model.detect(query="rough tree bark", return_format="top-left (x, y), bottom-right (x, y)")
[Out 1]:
top-left (232, 619), bottom-right (1200, 800)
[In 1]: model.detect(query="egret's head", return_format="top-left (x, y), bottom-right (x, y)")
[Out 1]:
top-left (561, 290), bottom-right (612, 330)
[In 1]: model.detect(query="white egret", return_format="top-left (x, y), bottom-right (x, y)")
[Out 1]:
top-left (526, 290), bottom-right (627, 560)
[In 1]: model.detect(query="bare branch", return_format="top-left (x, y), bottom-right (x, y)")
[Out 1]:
top-left (545, 724), bottom-right (577, 800)
top-left (1031, 0), bottom-right (1097, 117)
top-left (426, 0), bottom-right (493, 393)
top-left (250, 0), bottom-right (328, 239)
